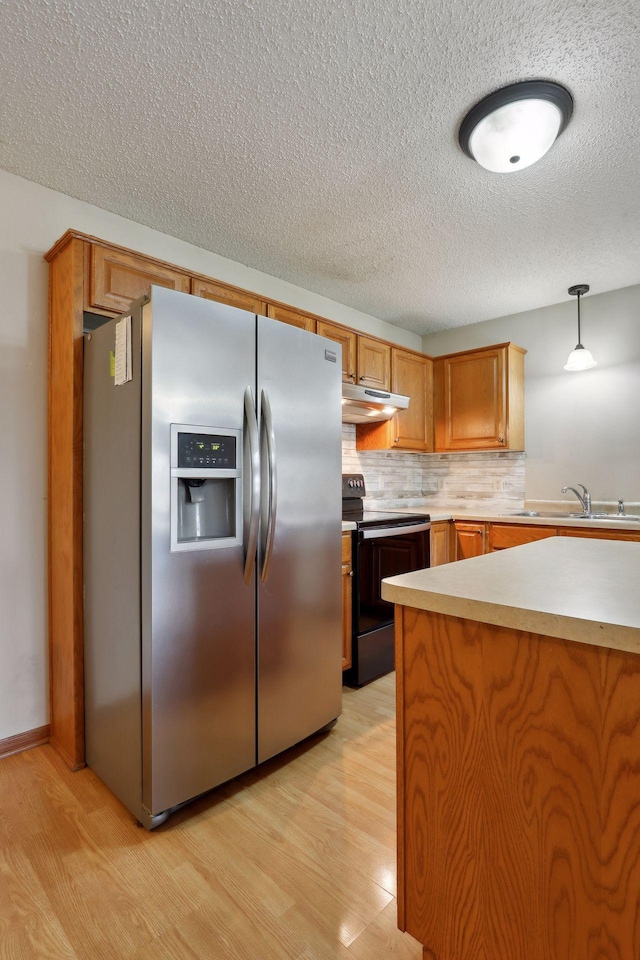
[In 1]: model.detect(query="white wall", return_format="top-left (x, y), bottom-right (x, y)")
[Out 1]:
top-left (422, 286), bottom-right (640, 503)
top-left (0, 168), bottom-right (422, 742)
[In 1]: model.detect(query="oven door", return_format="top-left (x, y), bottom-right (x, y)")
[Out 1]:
top-left (356, 523), bottom-right (430, 637)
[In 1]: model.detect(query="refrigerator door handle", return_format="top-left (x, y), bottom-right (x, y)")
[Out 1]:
top-left (243, 386), bottom-right (261, 585)
top-left (260, 388), bottom-right (277, 583)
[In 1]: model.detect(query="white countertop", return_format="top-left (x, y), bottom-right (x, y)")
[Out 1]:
top-left (427, 507), bottom-right (640, 531)
top-left (343, 505), bottom-right (640, 533)
top-left (382, 537), bottom-right (640, 655)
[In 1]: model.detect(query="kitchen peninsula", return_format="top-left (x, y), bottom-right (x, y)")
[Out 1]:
top-left (383, 537), bottom-right (640, 960)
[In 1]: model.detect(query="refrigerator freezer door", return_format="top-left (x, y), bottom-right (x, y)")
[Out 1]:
top-left (142, 288), bottom-right (257, 816)
top-left (256, 316), bottom-right (342, 763)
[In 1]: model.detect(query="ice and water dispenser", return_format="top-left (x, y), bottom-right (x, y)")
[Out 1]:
top-left (170, 424), bottom-right (242, 551)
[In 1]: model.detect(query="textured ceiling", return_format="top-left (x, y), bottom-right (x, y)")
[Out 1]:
top-left (1, 0), bottom-right (639, 333)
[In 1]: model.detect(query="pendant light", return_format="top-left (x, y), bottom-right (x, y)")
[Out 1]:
top-left (564, 284), bottom-right (597, 372)
top-left (459, 81), bottom-right (573, 173)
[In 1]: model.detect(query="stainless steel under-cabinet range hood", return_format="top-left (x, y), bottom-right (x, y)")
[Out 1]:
top-left (341, 382), bottom-right (410, 424)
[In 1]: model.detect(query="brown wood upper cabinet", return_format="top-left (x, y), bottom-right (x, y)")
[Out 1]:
top-left (316, 320), bottom-right (357, 382)
top-left (267, 303), bottom-right (316, 332)
top-left (316, 320), bottom-right (390, 389)
top-left (434, 342), bottom-right (526, 452)
top-left (192, 277), bottom-right (267, 315)
top-left (356, 348), bottom-right (433, 452)
top-left (357, 336), bottom-right (390, 390)
top-left (87, 244), bottom-right (191, 315)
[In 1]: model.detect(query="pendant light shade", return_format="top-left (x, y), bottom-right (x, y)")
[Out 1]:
top-left (459, 81), bottom-right (573, 173)
top-left (564, 284), bottom-right (597, 372)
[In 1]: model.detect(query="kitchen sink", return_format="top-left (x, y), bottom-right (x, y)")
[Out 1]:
top-left (588, 513), bottom-right (640, 521)
top-left (505, 510), bottom-right (583, 518)
top-left (504, 510), bottom-right (640, 522)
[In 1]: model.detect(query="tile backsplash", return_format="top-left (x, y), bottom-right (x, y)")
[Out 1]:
top-left (342, 424), bottom-right (525, 511)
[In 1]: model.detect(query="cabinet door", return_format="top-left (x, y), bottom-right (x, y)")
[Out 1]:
top-left (391, 349), bottom-right (433, 451)
top-left (436, 347), bottom-right (506, 451)
top-left (266, 303), bottom-right (316, 331)
top-left (192, 277), bottom-right (266, 315)
top-left (454, 521), bottom-right (486, 560)
top-left (341, 533), bottom-right (353, 670)
top-left (358, 336), bottom-right (391, 390)
top-left (490, 524), bottom-right (557, 551)
top-left (430, 521), bottom-right (452, 566)
top-left (317, 320), bottom-right (357, 382)
top-left (88, 245), bottom-right (190, 315)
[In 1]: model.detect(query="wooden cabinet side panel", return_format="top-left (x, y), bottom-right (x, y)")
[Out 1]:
top-left (398, 607), bottom-right (640, 959)
top-left (507, 346), bottom-right (525, 450)
top-left (48, 238), bottom-right (85, 769)
top-left (88, 245), bottom-right (190, 314)
top-left (341, 533), bottom-right (353, 670)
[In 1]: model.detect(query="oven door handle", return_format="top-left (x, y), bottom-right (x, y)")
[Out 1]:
top-left (359, 521), bottom-right (431, 540)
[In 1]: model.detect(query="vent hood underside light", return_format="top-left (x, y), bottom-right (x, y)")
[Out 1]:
top-left (341, 382), bottom-right (410, 424)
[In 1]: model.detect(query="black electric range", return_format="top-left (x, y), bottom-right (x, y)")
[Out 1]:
top-left (342, 474), bottom-right (430, 686)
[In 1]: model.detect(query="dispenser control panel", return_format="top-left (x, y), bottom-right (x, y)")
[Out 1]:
top-left (177, 432), bottom-right (236, 469)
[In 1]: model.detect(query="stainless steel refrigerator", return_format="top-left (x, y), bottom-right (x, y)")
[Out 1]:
top-left (83, 286), bottom-right (342, 829)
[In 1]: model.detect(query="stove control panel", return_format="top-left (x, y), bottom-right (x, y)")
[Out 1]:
top-left (342, 474), bottom-right (366, 499)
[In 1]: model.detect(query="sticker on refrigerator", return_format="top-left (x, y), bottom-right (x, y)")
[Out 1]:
top-left (114, 315), bottom-right (132, 385)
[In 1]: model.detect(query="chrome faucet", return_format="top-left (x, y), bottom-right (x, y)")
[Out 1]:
top-left (561, 484), bottom-right (592, 515)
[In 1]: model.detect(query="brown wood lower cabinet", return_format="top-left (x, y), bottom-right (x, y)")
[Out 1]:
top-left (430, 521), bottom-right (452, 566)
top-left (396, 604), bottom-right (640, 960)
top-left (341, 533), bottom-right (353, 670)
top-left (454, 521), bottom-right (486, 560)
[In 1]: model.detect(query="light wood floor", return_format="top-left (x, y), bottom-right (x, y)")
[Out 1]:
top-left (0, 674), bottom-right (421, 959)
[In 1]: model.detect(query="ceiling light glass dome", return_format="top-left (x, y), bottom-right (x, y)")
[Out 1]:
top-left (459, 81), bottom-right (573, 173)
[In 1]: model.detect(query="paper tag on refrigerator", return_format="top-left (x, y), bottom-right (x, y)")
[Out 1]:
top-left (114, 316), bottom-right (132, 385)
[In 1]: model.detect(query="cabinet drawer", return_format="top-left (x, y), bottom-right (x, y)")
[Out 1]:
top-left (490, 524), bottom-right (557, 550)
top-left (559, 528), bottom-right (640, 542)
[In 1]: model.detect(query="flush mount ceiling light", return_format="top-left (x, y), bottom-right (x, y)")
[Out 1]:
top-left (458, 80), bottom-right (573, 173)
top-left (564, 284), bottom-right (597, 372)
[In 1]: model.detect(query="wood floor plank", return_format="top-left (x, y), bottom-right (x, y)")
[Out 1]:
top-left (0, 674), bottom-right (419, 960)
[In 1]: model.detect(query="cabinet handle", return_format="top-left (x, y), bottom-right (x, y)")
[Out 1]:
top-left (349, 571), bottom-right (354, 577)
top-left (349, 372), bottom-right (356, 380)
top-left (476, 530), bottom-right (482, 535)
top-left (394, 437), bottom-right (399, 443)
top-left (498, 437), bottom-right (505, 444)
